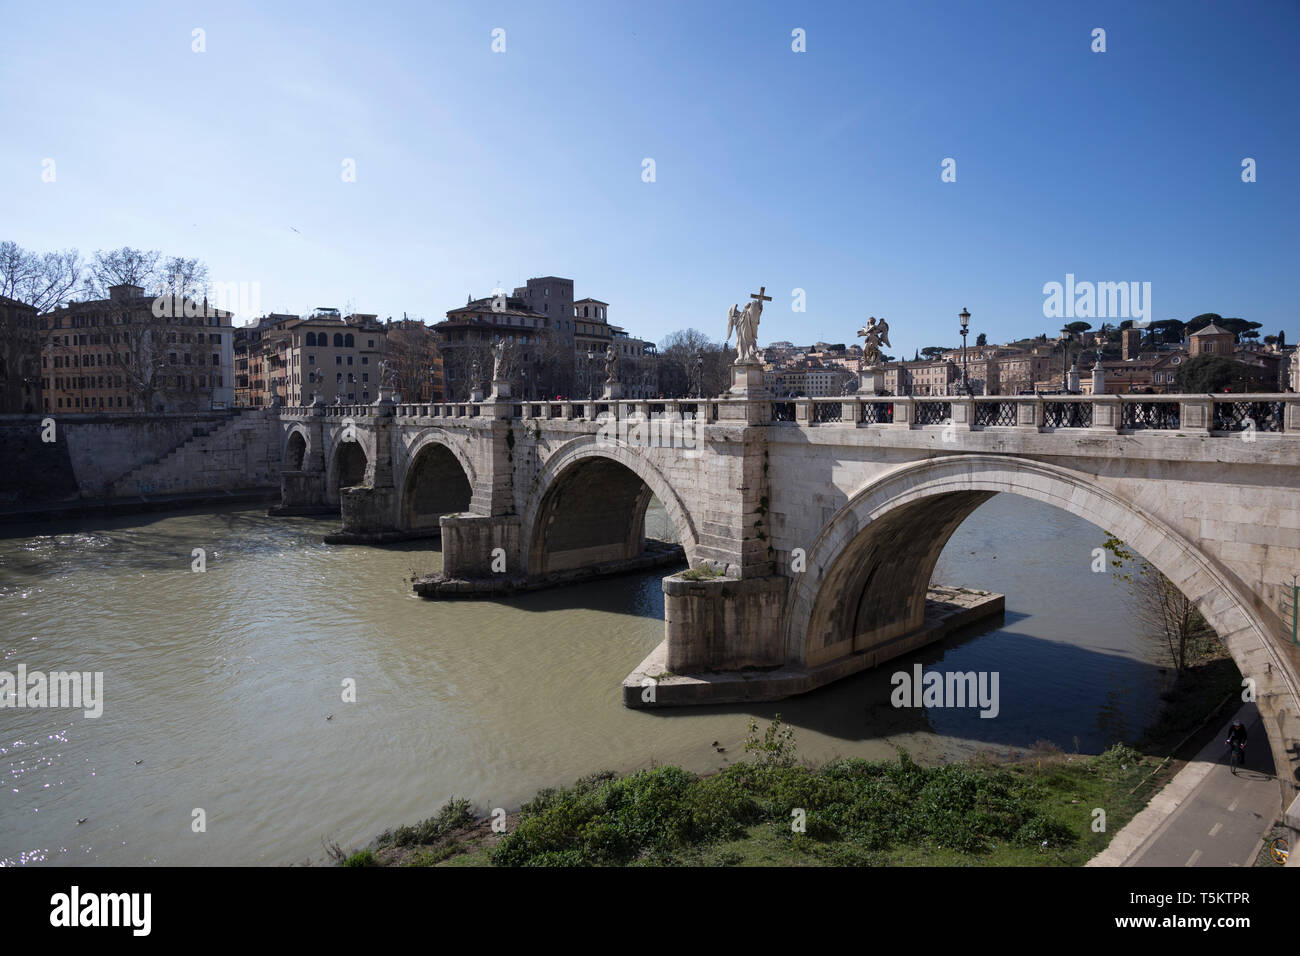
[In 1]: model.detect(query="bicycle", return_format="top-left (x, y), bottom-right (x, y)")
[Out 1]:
top-left (1225, 738), bottom-right (1246, 772)
top-left (1269, 837), bottom-right (1289, 866)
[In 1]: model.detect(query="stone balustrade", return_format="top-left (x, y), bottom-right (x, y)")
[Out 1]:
top-left (789, 393), bottom-right (1300, 435)
top-left (280, 393), bottom-right (1300, 436)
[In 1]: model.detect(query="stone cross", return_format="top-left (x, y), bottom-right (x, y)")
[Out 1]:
top-left (750, 286), bottom-right (772, 306)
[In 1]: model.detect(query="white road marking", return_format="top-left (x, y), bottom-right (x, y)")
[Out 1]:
top-left (1227, 798), bottom-right (1240, 812)
top-left (1208, 822), bottom-right (1222, 837)
top-left (1185, 849), bottom-right (1203, 866)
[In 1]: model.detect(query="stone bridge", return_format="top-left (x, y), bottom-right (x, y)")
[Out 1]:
top-left (275, 389), bottom-right (1300, 826)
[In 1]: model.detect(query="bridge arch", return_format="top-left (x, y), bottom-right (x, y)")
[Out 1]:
top-left (521, 436), bottom-right (698, 575)
top-left (327, 436), bottom-right (369, 503)
top-left (784, 453), bottom-right (1300, 785)
top-left (282, 425), bottom-right (310, 471)
top-left (398, 431), bottom-right (477, 530)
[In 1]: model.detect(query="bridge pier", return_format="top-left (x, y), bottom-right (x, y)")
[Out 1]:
top-left (624, 573), bottom-right (1004, 707)
top-left (270, 408), bottom-right (330, 515)
top-left (273, 469), bottom-right (329, 514)
top-left (662, 574), bottom-right (788, 671)
top-left (440, 513), bottom-right (520, 578)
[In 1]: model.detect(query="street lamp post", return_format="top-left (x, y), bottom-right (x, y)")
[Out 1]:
top-left (586, 347), bottom-right (596, 401)
top-left (1060, 328), bottom-right (1072, 393)
top-left (696, 353), bottom-right (703, 399)
top-left (958, 308), bottom-right (971, 396)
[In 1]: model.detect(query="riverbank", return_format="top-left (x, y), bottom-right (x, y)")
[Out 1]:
top-left (348, 642), bottom-right (1246, 867)
top-left (0, 486), bottom-right (277, 527)
top-left (344, 738), bottom-right (1166, 867)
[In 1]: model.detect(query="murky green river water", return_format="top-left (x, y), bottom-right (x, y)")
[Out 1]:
top-left (0, 494), bottom-right (1163, 865)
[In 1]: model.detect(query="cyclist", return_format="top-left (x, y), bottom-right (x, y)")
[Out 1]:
top-left (1226, 719), bottom-right (1248, 764)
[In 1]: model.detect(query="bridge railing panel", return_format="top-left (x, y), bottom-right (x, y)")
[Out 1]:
top-left (913, 400), bottom-right (952, 426)
top-left (1120, 396), bottom-right (1180, 430)
top-left (811, 399), bottom-right (844, 424)
top-left (973, 400), bottom-right (1018, 427)
top-left (1041, 399), bottom-right (1093, 429)
top-left (771, 401), bottom-right (796, 423)
top-left (848, 399), bottom-right (895, 425)
top-left (1213, 400), bottom-right (1286, 433)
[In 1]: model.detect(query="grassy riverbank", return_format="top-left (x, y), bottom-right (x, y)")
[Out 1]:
top-left (347, 742), bottom-right (1158, 867)
top-left (344, 642), bottom-right (1244, 868)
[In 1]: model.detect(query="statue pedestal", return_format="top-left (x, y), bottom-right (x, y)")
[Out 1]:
top-left (728, 363), bottom-right (768, 398)
top-left (602, 382), bottom-right (624, 400)
top-left (470, 386), bottom-right (485, 403)
top-left (856, 366), bottom-right (886, 396)
top-left (490, 379), bottom-right (511, 400)
top-left (1091, 360), bottom-right (1105, 396)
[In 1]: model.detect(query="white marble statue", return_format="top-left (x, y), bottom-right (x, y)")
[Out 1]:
top-left (492, 338), bottom-right (512, 381)
top-left (726, 287), bottom-right (770, 365)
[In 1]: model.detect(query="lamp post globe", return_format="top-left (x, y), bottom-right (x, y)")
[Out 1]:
top-left (958, 308), bottom-right (971, 396)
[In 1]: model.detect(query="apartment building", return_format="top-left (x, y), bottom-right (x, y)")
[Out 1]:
top-left (435, 276), bottom-right (652, 400)
top-left (0, 295), bottom-right (41, 413)
top-left (39, 284), bottom-right (234, 413)
top-left (279, 311), bottom-right (387, 406)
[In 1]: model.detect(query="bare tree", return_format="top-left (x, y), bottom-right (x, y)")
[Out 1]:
top-left (83, 247), bottom-right (162, 297)
top-left (155, 256), bottom-right (210, 302)
top-left (0, 241), bottom-right (82, 312)
top-left (1, 242), bottom-right (83, 412)
top-left (659, 329), bottom-right (731, 397)
top-left (1102, 533), bottom-right (1218, 671)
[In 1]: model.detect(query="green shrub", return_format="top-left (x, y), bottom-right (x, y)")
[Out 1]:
top-left (380, 796), bottom-right (474, 847)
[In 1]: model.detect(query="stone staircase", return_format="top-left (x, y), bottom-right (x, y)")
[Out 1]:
top-left (109, 409), bottom-right (279, 497)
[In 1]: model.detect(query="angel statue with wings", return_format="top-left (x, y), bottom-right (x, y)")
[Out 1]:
top-left (725, 299), bottom-right (763, 365)
top-left (856, 316), bottom-right (891, 368)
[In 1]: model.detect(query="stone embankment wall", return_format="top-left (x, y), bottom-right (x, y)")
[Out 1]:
top-left (0, 410), bottom-right (280, 507)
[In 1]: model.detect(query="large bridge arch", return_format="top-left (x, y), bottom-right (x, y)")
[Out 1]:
top-left (282, 426), bottom-right (310, 471)
top-left (398, 430), bottom-right (477, 530)
top-left (784, 453), bottom-right (1300, 790)
top-left (521, 436), bottom-right (699, 575)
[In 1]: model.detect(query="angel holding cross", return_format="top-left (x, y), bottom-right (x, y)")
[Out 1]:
top-left (725, 286), bottom-right (771, 365)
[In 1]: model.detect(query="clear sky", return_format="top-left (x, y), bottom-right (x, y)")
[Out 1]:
top-left (2, 0), bottom-right (1296, 358)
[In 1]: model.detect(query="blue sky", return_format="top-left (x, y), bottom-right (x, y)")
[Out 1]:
top-left (2, 0), bottom-right (1296, 358)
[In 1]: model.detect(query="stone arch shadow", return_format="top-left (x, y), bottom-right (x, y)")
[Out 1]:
top-left (282, 425), bottom-right (310, 471)
top-left (521, 436), bottom-right (699, 576)
top-left (325, 428), bottom-right (373, 505)
top-left (783, 453), bottom-right (1300, 793)
top-left (396, 430), bottom-right (478, 531)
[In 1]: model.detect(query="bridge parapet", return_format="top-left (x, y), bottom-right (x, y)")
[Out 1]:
top-left (788, 393), bottom-right (1300, 437)
top-left (390, 398), bottom-right (726, 425)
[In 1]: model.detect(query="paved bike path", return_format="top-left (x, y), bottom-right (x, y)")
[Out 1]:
top-left (1089, 703), bottom-right (1280, 867)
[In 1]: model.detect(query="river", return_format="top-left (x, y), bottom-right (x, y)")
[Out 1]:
top-left (0, 493), bottom-right (1166, 865)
